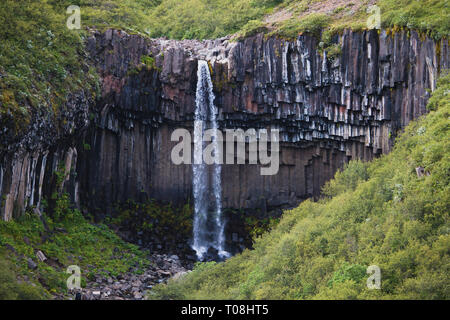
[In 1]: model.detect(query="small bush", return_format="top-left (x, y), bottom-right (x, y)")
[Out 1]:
top-left (328, 263), bottom-right (367, 288)
top-left (237, 19), bottom-right (268, 39)
top-left (322, 160), bottom-right (369, 197)
top-left (141, 55), bottom-right (157, 70)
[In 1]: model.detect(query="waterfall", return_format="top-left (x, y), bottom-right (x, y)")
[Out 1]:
top-left (192, 60), bottom-right (229, 261)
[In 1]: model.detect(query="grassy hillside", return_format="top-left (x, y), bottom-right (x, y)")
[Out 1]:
top-left (146, 0), bottom-right (281, 39)
top-left (0, 194), bottom-right (150, 299)
top-left (149, 72), bottom-right (450, 300)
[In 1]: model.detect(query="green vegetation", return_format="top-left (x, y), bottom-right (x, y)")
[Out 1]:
top-left (141, 55), bottom-right (157, 70)
top-left (237, 19), bottom-right (269, 39)
top-left (147, 0), bottom-right (282, 40)
top-left (127, 54), bottom-right (161, 76)
top-left (379, 0), bottom-right (449, 39)
top-left (53, 0), bottom-right (159, 34)
top-left (149, 72), bottom-right (450, 300)
top-left (0, 1), bottom-right (92, 133)
top-left (272, 0), bottom-right (448, 40)
top-left (0, 194), bottom-right (150, 298)
top-left (111, 199), bottom-right (193, 244)
top-left (144, 1), bottom-right (449, 40)
top-left (244, 216), bottom-right (280, 241)
top-left (0, 258), bottom-right (42, 300)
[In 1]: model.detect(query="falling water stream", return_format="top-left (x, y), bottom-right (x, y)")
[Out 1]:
top-left (192, 60), bottom-right (229, 261)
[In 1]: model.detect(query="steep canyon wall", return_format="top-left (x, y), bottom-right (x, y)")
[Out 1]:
top-left (0, 28), bottom-right (448, 226)
top-left (79, 28), bottom-right (448, 218)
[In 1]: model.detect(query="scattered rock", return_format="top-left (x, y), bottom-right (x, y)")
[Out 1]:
top-left (5, 243), bottom-right (17, 255)
top-left (416, 166), bottom-right (430, 177)
top-left (77, 253), bottom-right (189, 300)
top-left (27, 258), bottom-right (38, 270)
top-left (23, 236), bottom-right (31, 246)
top-left (36, 250), bottom-right (47, 262)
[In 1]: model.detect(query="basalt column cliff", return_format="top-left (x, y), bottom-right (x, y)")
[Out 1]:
top-left (77, 29), bottom-right (448, 216)
top-left (1, 28), bottom-right (448, 224)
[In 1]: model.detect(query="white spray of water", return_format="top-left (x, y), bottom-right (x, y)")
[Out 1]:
top-left (192, 60), bottom-right (229, 260)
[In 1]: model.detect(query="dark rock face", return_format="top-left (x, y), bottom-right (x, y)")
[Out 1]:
top-left (0, 91), bottom-right (92, 221)
top-left (0, 27), bottom-right (448, 238)
top-left (77, 28), bottom-right (448, 219)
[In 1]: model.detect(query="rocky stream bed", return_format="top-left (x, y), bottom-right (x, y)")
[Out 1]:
top-left (69, 254), bottom-right (190, 300)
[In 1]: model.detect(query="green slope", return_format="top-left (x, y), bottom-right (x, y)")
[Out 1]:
top-left (0, 195), bottom-right (150, 299)
top-left (0, 0), bottom-right (159, 137)
top-left (150, 72), bottom-right (450, 300)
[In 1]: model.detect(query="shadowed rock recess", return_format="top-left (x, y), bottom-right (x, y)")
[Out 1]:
top-left (1, 28), bottom-right (448, 250)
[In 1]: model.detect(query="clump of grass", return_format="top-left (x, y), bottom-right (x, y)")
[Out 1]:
top-left (379, 0), bottom-right (449, 40)
top-left (236, 19), bottom-right (268, 39)
top-left (275, 13), bottom-right (331, 39)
